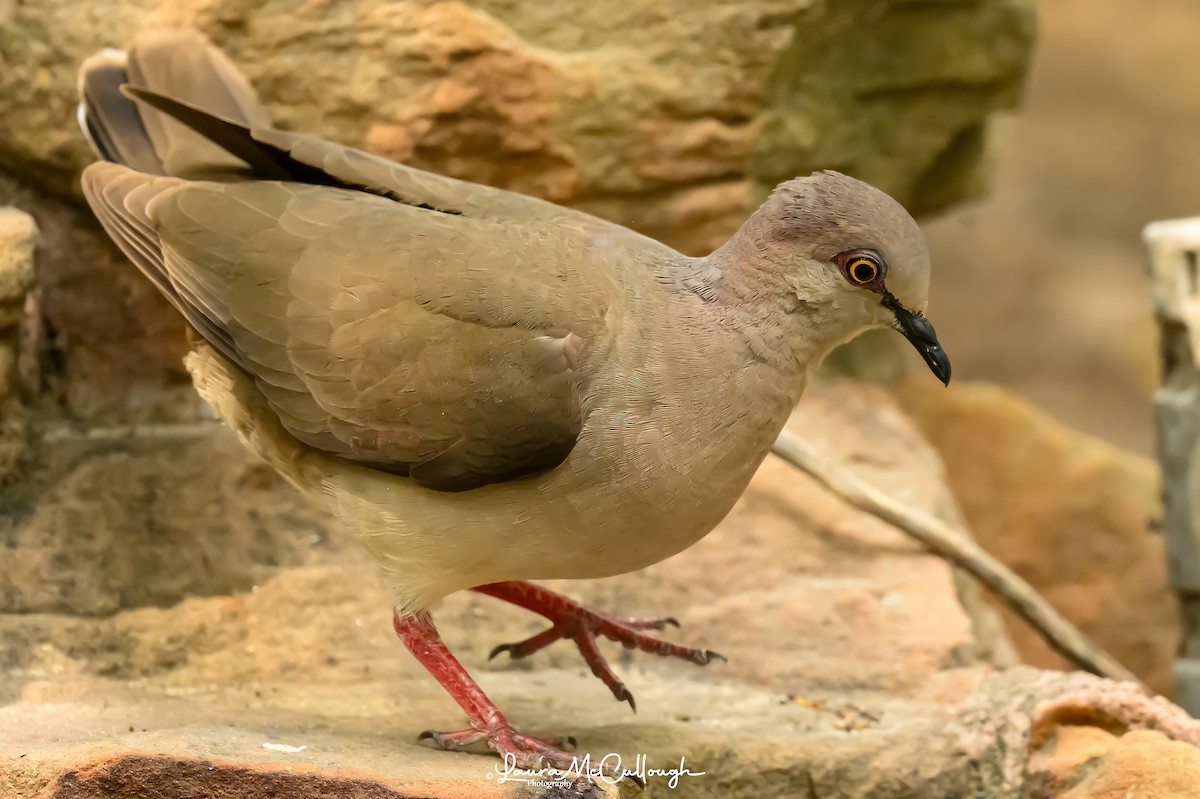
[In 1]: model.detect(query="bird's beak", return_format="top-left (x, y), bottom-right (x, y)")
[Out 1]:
top-left (888, 299), bottom-right (951, 385)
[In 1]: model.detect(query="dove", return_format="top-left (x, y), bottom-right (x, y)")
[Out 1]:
top-left (77, 29), bottom-right (949, 770)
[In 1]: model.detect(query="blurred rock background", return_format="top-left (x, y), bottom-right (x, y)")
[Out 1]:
top-left (923, 0), bottom-right (1197, 457)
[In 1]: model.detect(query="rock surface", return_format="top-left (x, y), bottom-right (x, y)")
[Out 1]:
top-left (19, 192), bottom-right (195, 423)
top-left (1037, 729), bottom-right (1200, 799)
top-left (1026, 683), bottom-right (1200, 799)
top-left (897, 382), bottom-right (1176, 697)
top-left (0, 424), bottom-right (344, 616)
top-left (0, 207), bottom-right (38, 485)
top-left (0, 209), bottom-right (37, 309)
top-left (0, 0), bottom-right (1035, 234)
top-left (0, 384), bottom-right (996, 797)
top-left (5, 383), bottom-right (1196, 796)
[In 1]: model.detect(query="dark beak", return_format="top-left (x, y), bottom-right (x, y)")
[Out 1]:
top-left (889, 300), bottom-right (951, 385)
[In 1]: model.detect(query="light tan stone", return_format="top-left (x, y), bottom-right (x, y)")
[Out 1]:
top-left (5, 382), bottom-right (1197, 796)
top-left (6, 192), bottom-right (192, 423)
top-left (0, 207), bottom-right (36, 312)
top-left (1056, 731), bottom-right (1200, 799)
top-left (1, 384), bottom-right (1011, 796)
top-left (1029, 727), bottom-right (1200, 799)
top-left (896, 382), bottom-right (1176, 696)
top-left (0, 0), bottom-right (1034, 249)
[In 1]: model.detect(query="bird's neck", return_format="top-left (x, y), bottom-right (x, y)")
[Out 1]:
top-left (678, 242), bottom-right (859, 381)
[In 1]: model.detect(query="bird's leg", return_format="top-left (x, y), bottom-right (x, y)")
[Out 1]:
top-left (473, 581), bottom-right (725, 711)
top-left (392, 611), bottom-right (577, 769)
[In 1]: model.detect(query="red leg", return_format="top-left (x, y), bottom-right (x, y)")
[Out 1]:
top-left (392, 611), bottom-right (576, 768)
top-left (473, 581), bottom-right (724, 711)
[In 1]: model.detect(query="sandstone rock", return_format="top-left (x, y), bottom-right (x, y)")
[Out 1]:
top-left (18, 191), bottom-right (194, 422)
top-left (6, 665), bottom-right (1135, 799)
top-left (1043, 731), bottom-right (1200, 799)
top-left (1, 384), bottom-right (1018, 796)
top-left (0, 208), bottom-right (36, 311)
top-left (0, 421), bottom-right (363, 616)
top-left (0, 171), bottom-right (195, 423)
top-left (944, 670), bottom-right (1200, 799)
top-left (0, 0), bottom-right (1034, 244)
top-left (1027, 682), bottom-right (1200, 799)
top-left (0, 207), bottom-right (38, 485)
top-left (895, 382), bottom-right (1176, 696)
top-left (0, 207), bottom-right (36, 403)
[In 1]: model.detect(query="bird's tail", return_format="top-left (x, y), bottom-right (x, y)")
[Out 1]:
top-left (76, 30), bottom-right (272, 179)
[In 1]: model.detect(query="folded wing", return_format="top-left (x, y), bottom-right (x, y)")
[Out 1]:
top-left (83, 163), bottom-right (599, 491)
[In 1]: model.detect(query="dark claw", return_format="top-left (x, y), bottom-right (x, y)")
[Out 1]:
top-left (488, 643), bottom-right (515, 661)
top-left (662, 616), bottom-right (681, 628)
top-left (564, 735), bottom-right (578, 749)
top-left (615, 685), bottom-right (638, 713)
top-left (417, 729), bottom-right (435, 740)
top-left (699, 650), bottom-right (727, 665)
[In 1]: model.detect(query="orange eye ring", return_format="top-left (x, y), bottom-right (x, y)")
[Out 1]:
top-left (846, 257), bottom-right (879, 285)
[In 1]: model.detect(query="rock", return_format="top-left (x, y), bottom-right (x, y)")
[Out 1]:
top-left (1040, 731), bottom-right (1200, 799)
top-left (895, 382), bottom-right (1176, 696)
top-left (19, 192), bottom-right (195, 422)
top-left (0, 207), bottom-right (36, 399)
top-left (26, 755), bottom-right (568, 799)
top-left (0, 0), bottom-right (1033, 243)
top-left (1026, 680), bottom-right (1200, 799)
top-left (6, 382), bottom-right (1196, 796)
top-left (0, 422), bottom-right (356, 616)
top-left (950, 670), bottom-right (1200, 798)
top-left (0, 207), bottom-right (37, 484)
top-left (0, 346), bottom-right (13, 404)
top-left (2, 384), bottom-right (1019, 796)
top-left (0, 207), bottom-right (36, 311)
top-left (1, 168), bottom-right (196, 423)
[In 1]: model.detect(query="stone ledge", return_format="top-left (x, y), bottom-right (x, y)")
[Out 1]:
top-left (5, 385), bottom-right (1184, 797)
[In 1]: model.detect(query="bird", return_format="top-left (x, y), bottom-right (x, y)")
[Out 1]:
top-left (76, 29), bottom-right (950, 770)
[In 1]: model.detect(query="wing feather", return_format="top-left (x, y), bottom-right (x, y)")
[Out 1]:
top-left (82, 162), bottom-right (598, 490)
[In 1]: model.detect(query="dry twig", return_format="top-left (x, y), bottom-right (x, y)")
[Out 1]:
top-left (772, 429), bottom-right (1146, 690)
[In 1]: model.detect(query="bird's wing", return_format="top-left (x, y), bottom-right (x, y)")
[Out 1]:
top-left (82, 161), bottom-right (607, 491)
top-left (253, 125), bottom-right (610, 229)
top-left (123, 87), bottom-right (657, 241)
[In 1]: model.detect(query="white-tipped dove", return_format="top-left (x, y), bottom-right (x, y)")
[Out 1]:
top-left (77, 30), bottom-right (950, 770)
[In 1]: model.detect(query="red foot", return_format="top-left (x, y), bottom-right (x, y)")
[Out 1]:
top-left (418, 726), bottom-right (576, 769)
top-left (473, 581), bottom-right (725, 711)
top-left (392, 612), bottom-right (577, 770)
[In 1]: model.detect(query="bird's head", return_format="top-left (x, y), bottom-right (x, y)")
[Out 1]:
top-left (751, 170), bottom-right (950, 385)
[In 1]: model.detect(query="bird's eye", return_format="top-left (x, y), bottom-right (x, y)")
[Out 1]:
top-left (847, 257), bottom-right (879, 285)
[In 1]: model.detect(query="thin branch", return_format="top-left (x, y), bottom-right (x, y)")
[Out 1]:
top-left (771, 429), bottom-right (1147, 690)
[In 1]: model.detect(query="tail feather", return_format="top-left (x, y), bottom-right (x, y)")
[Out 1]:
top-left (77, 30), bottom-right (272, 179)
top-left (77, 50), bottom-right (164, 174)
